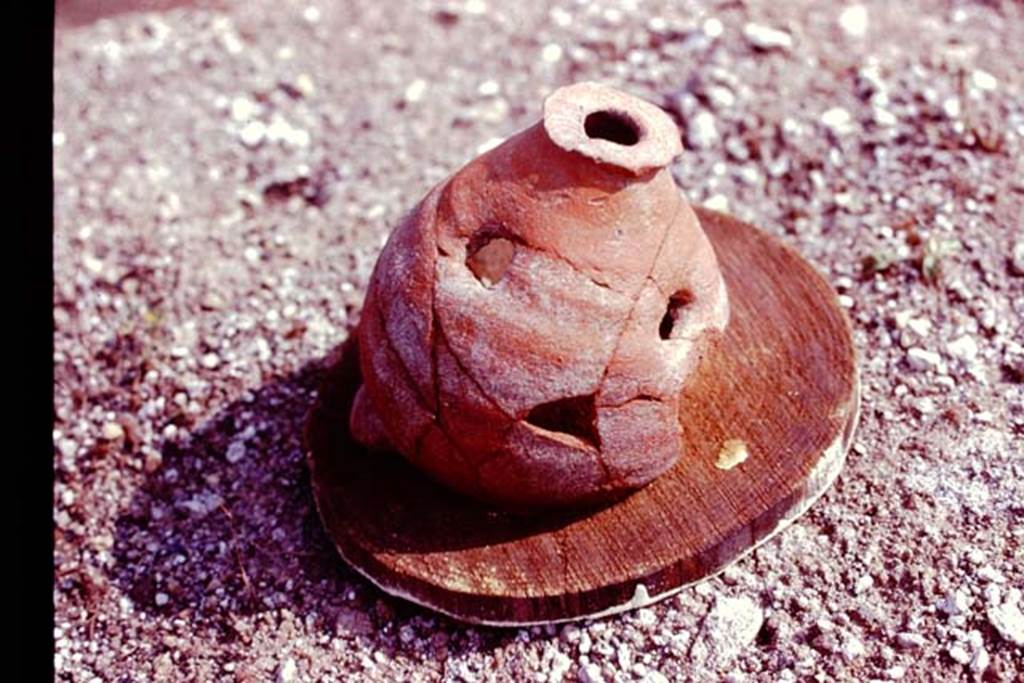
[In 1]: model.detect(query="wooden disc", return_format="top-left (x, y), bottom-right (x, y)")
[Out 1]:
top-left (305, 208), bottom-right (860, 626)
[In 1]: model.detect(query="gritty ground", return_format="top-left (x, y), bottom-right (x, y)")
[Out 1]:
top-left (53, 0), bottom-right (1024, 681)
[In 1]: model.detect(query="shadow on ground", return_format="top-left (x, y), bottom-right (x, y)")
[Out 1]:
top-left (109, 349), bottom-right (521, 658)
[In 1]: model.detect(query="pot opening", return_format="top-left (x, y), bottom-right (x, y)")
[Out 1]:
top-left (583, 110), bottom-right (641, 146)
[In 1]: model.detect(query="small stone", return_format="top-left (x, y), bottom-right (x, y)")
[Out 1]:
top-left (686, 110), bottom-right (719, 150)
top-left (200, 291), bottom-right (225, 310)
top-left (853, 574), bottom-right (874, 594)
top-left (948, 644), bottom-right (971, 664)
top-left (276, 657), bottom-right (297, 683)
top-left (548, 651), bottom-right (571, 682)
top-left (230, 96), bottom-right (259, 122)
top-left (143, 448), bottom-right (163, 473)
top-left (294, 73), bottom-right (316, 98)
top-left (743, 23), bottom-right (792, 50)
top-left (541, 44), bottom-right (563, 63)
top-left (821, 107), bottom-right (854, 135)
top-left (477, 80), bottom-right (500, 97)
top-left (699, 595), bottom-right (764, 664)
top-left (706, 85), bottom-right (736, 110)
top-left (154, 592), bottom-right (169, 606)
top-left (641, 672), bottom-right (668, 683)
top-left (226, 440), bottom-right (246, 464)
top-left (976, 565), bottom-right (1005, 583)
top-left (840, 634), bottom-right (866, 661)
top-left (906, 318), bottom-right (932, 337)
top-left (702, 18), bottom-right (724, 38)
top-left (895, 632), bottom-right (924, 650)
top-left (101, 422), bottom-right (124, 440)
top-left (986, 595), bottom-right (1024, 646)
top-left (838, 5), bottom-right (869, 38)
top-left (578, 663), bottom-right (604, 683)
top-left (873, 107), bottom-right (897, 127)
top-left (636, 607), bottom-right (657, 627)
top-left (703, 194), bottom-right (730, 212)
top-left (1011, 239), bottom-right (1024, 276)
top-left (947, 335), bottom-right (978, 361)
top-left (941, 97), bottom-right (961, 119)
top-left (939, 589), bottom-right (971, 616)
top-left (180, 491), bottom-right (224, 518)
top-left (239, 120), bottom-right (266, 147)
top-left (335, 607), bottom-right (375, 637)
top-left (404, 79), bottom-right (427, 104)
top-left (886, 665), bottom-right (906, 680)
top-left (970, 647), bottom-right (990, 674)
top-left (201, 352), bottom-right (221, 369)
top-left (906, 347), bottom-right (941, 371)
top-left (970, 69), bottom-right (998, 92)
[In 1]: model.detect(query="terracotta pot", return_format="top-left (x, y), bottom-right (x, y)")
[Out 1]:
top-left (350, 82), bottom-right (729, 509)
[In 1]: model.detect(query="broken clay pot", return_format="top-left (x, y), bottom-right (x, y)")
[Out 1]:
top-left (350, 82), bottom-right (729, 509)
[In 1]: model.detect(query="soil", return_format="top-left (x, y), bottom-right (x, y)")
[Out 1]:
top-left (53, 0), bottom-right (1023, 681)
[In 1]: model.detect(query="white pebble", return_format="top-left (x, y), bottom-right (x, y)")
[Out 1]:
top-left (703, 194), bottom-right (730, 212)
top-left (895, 632), bottom-right (924, 649)
top-left (294, 73), bottom-right (316, 98)
top-left (549, 651), bottom-right (571, 682)
top-left (743, 23), bottom-right (792, 50)
top-left (948, 643), bottom-right (971, 664)
top-left (477, 80), bottom-right (500, 97)
top-left (239, 120), bottom-right (266, 147)
top-left (886, 665), bottom-right (906, 680)
top-left (976, 565), bottom-right (1005, 583)
top-left (840, 634), bottom-right (865, 661)
top-left (987, 595), bottom-right (1024, 646)
top-left (970, 69), bottom-right (998, 92)
top-left (101, 422), bottom-right (124, 440)
top-left (404, 78), bottom-right (427, 104)
top-left (821, 107), bottom-right (854, 134)
top-left (541, 43), bottom-right (563, 63)
top-left (947, 335), bottom-right (978, 361)
top-left (854, 574), bottom-right (873, 594)
top-left (873, 107), bottom-right (897, 127)
top-left (702, 18), bottom-right (724, 38)
top-left (226, 440), bottom-right (246, 464)
top-left (578, 663), bottom-right (604, 683)
top-left (838, 5), bottom-right (869, 38)
top-left (201, 352), bottom-right (221, 369)
top-left (686, 110), bottom-right (719, 149)
top-left (906, 347), bottom-right (941, 371)
top-left (230, 95), bottom-right (258, 122)
top-left (706, 85), bottom-right (736, 110)
top-left (941, 97), bottom-right (961, 119)
top-left (276, 657), bottom-right (298, 683)
top-left (938, 589), bottom-right (971, 616)
top-left (971, 647), bottom-right (990, 673)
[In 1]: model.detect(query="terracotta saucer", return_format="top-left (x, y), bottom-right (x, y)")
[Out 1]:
top-left (305, 206), bottom-right (860, 626)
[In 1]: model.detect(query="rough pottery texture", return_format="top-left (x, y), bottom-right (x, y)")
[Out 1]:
top-left (351, 82), bottom-right (729, 508)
